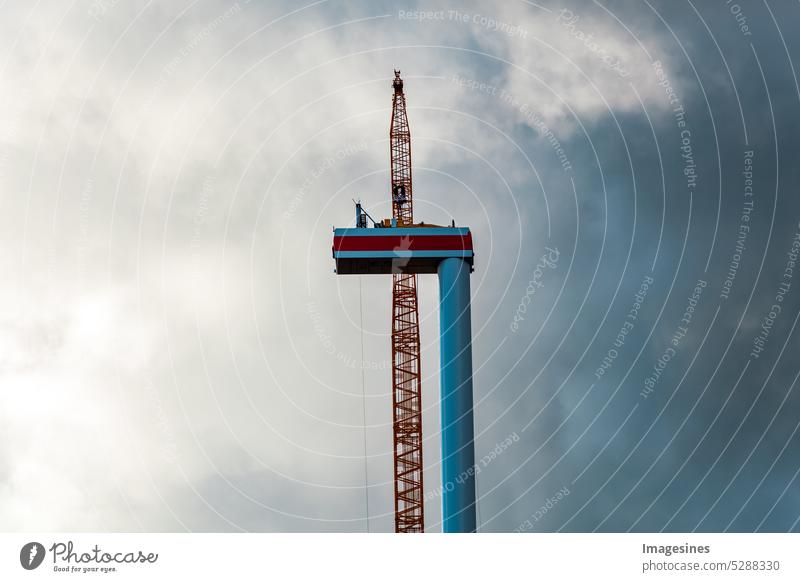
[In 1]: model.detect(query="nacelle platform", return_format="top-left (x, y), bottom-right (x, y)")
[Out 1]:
top-left (332, 227), bottom-right (474, 275)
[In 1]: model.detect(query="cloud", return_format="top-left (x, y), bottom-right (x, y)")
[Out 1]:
top-left (1, 0), bottom-right (799, 533)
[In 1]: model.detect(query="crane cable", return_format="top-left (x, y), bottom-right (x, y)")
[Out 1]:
top-left (358, 276), bottom-right (370, 532)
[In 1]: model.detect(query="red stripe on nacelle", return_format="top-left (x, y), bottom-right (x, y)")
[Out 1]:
top-left (333, 233), bottom-right (473, 252)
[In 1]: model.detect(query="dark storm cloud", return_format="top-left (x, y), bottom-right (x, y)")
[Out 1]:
top-left (471, 0), bottom-right (800, 532)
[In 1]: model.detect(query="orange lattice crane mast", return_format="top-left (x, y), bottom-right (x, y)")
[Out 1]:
top-left (389, 70), bottom-right (424, 533)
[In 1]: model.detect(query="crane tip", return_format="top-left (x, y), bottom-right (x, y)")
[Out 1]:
top-left (392, 70), bottom-right (403, 94)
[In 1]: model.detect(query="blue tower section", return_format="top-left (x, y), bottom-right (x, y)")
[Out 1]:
top-left (438, 257), bottom-right (477, 532)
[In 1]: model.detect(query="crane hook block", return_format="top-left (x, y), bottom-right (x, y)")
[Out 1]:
top-left (393, 70), bottom-right (403, 94)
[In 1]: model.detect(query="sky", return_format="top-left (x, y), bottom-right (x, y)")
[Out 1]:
top-left (1, 0), bottom-right (799, 532)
